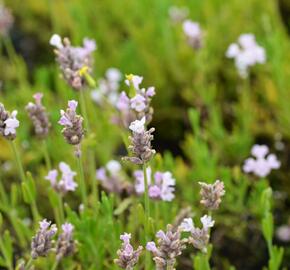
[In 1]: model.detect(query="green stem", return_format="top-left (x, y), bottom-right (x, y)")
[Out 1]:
top-left (79, 89), bottom-right (98, 209)
top-left (58, 195), bottom-right (65, 224)
top-left (25, 257), bottom-right (33, 270)
top-left (143, 163), bottom-right (150, 270)
top-left (51, 260), bottom-right (59, 270)
top-left (42, 140), bottom-right (52, 170)
top-left (79, 89), bottom-right (90, 132)
top-left (77, 156), bottom-right (88, 207)
top-left (10, 140), bottom-right (26, 182)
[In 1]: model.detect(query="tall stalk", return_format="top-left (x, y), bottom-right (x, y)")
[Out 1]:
top-left (79, 89), bottom-right (98, 209)
top-left (42, 140), bottom-right (51, 170)
top-left (77, 156), bottom-right (88, 208)
top-left (143, 163), bottom-right (150, 270)
top-left (10, 140), bottom-right (26, 182)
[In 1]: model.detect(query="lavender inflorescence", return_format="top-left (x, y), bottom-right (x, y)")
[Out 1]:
top-left (45, 162), bottom-right (78, 195)
top-left (31, 219), bottom-right (58, 259)
top-left (114, 233), bottom-right (143, 270)
top-left (25, 93), bottom-right (51, 139)
top-left (50, 34), bottom-right (96, 90)
top-left (123, 117), bottom-right (156, 165)
top-left (146, 224), bottom-right (187, 270)
top-left (58, 100), bottom-right (84, 146)
top-left (114, 74), bottom-right (155, 128)
top-left (56, 223), bottom-right (76, 261)
top-left (0, 103), bottom-right (19, 140)
top-left (96, 160), bottom-right (133, 195)
top-left (199, 180), bottom-right (225, 210)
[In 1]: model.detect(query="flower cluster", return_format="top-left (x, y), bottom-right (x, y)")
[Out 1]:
top-left (199, 180), bottom-right (225, 210)
top-left (123, 117), bottom-right (156, 165)
top-left (25, 93), bottom-right (51, 139)
top-left (182, 20), bottom-right (203, 49)
top-left (0, 2), bottom-right (13, 36)
top-left (114, 74), bottom-right (155, 128)
top-left (114, 233), bottom-right (143, 270)
top-left (134, 167), bottom-right (176, 201)
top-left (243, 144), bottom-right (280, 177)
top-left (50, 34), bottom-right (96, 90)
top-left (91, 68), bottom-right (122, 106)
top-left (96, 160), bottom-right (133, 194)
top-left (0, 103), bottom-right (19, 140)
top-left (45, 162), bottom-right (77, 195)
top-left (179, 215), bottom-right (215, 253)
top-left (56, 223), bottom-right (76, 261)
top-left (168, 6), bottom-right (189, 24)
top-left (58, 100), bottom-right (84, 147)
top-left (226, 33), bottom-right (266, 78)
top-left (31, 219), bottom-right (58, 259)
top-left (146, 225), bottom-right (187, 270)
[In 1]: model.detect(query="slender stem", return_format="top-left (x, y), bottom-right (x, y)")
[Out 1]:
top-left (79, 89), bottom-right (98, 209)
top-left (77, 156), bottom-right (88, 207)
top-left (143, 163), bottom-right (150, 270)
top-left (10, 140), bottom-right (26, 182)
top-left (58, 195), bottom-right (65, 224)
top-left (51, 260), bottom-right (59, 270)
top-left (79, 89), bottom-right (90, 132)
top-left (42, 140), bottom-right (51, 170)
top-left (25, 257), bottom-right (33, 270)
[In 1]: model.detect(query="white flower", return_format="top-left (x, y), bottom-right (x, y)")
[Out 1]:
top-left (180, 218), bottom-right (194, 232)
top-left (106, 68), bottom-right (122, 82)
top-left (4, 110), bottom-right (19, 135)
top-left (226, 43), bottom-right (240, 58)
top-left (201, 215), bottom-right (215, 230)
top-left (183, 20), bottom-right (201, 38)
top-left (49, 34), bottom-right (63, 49)
top-left (129, 117), bottom-right (146, 134)
top-left (226, 33), bottom-right (266, 77)
top-left (106, 160), bottom-right (121, 175)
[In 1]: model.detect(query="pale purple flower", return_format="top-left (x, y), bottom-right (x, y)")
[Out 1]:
top-left (115, 232), bottom-right (143, 269)
top-left (146, 241), bottom-right (158, 253)
top-left (179, 218), bottom-right (194, 232)
top-left (96, 160), bottom-right (133, 194)
top-left (226, 33), bottom-right (266, 78)
top-left (91, 68), bottom-right (122, 106)
top-left (183, 20), bottom-right (203, 49)
top-left (4, 110), bottom-right (19, 136)
top-left (45, 162), bottom-right (77, 195)
top-left (31, 219), bottom-right (57, 259)
top-left (61, 223), bottom-right (74, 236)
top-left (116, 92), bottom-right (130, 111)
top-left (58, 100), bottom-right (84, 145)
top-left (56, 222), bottom-right (75, 261)
top-left (134, 167), bottom-right (176, 201)
top-left (125, 75), bottom-right (143, 90)
top-left (243, 144), bottom-right (281, 177)
top-left (168, 6), bottom-right (189, 23)
top-left (201, 215), bottom-right (215, 230)
top-left (130, 94), bottom-right (146, 112)
top-left (129, 117), bottom-right (146, 134)
top-left (276, 225), bottom-right (290, 242)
